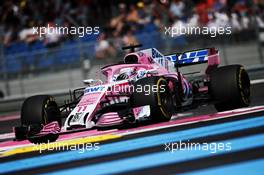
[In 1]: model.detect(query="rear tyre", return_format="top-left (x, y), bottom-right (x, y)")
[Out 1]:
top-left (210, 65), bottom-right (250, 112)
top-left (21, 95), bottom-right (61, 143)
top-left (131, 76), bottom-right (173, 121)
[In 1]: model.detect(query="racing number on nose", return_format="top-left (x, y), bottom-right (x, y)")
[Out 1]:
top-left (77, 106), bottom-right (87, 112)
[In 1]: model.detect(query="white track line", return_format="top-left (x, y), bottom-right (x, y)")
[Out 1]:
top-left (0, 133), bottom-right (15, 140)
top-left (251, 79), bottom-right (264, 85)
top-left (0, 115), bottom-right (20, 122)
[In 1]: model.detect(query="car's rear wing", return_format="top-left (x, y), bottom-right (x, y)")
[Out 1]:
top-left (165, 48), bottom-right (220, 67)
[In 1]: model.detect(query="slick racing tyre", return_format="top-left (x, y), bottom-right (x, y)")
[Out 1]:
top-left (131, 76), bottom-right (173, 121)
top-left (210, 65), bottom-right (250, 112)
top-left (21, 95), bottom-right (61, 143)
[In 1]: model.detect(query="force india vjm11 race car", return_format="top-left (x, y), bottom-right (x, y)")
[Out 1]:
top-left (14, 45), bottom-right (251, 143)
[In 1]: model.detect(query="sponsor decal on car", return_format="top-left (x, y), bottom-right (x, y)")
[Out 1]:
top-left (152, 48), bottom-right (163, 58)
top-left (166, 50), bottom-right (209, 65)
top-left (84, 86), bottom-right (105, 94)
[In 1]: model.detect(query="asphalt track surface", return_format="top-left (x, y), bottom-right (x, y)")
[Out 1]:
top-left (0, 82), bottom-right (263, 175)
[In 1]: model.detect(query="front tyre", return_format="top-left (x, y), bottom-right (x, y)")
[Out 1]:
top-left (21, 95), bottom-right (61, 143)
top-left (131, 76), bottom-right (173, 121)
top-left (210, 65), bottom-right (250, 112)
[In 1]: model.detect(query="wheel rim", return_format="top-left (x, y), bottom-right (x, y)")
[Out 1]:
top-left (43, 100), bottom-right (61, 126)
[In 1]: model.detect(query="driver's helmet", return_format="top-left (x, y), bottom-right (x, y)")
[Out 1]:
top-left (113, 68), bottom-right (136, 81)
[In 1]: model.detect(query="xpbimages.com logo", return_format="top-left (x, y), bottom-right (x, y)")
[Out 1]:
top-left (164, 140), bottom-right (232, 154)
top-left (84, 84), bottom-right (166, 96)
top-left (33, 141), bottom-right (100, 153)
top-left (164, 25), bottom-right (232, 38)
top-left (32, 24), bottom-right (100, 38)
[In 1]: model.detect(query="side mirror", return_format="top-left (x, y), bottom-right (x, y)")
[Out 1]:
top-left (83, 79), bottom-right (103, 86)
top-left (83, 79), bottom-right (95, 85)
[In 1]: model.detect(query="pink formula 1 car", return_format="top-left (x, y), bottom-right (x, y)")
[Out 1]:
top-left (14, 45), bottom-right (251, 143)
